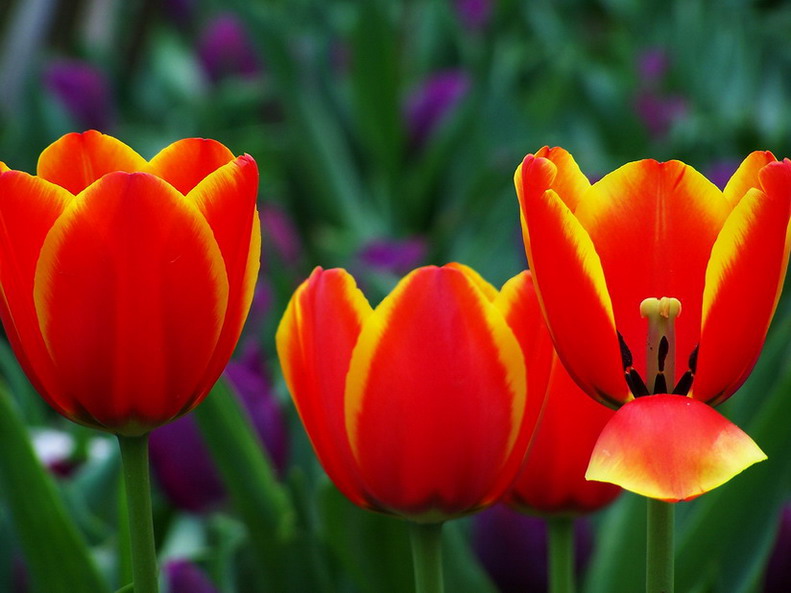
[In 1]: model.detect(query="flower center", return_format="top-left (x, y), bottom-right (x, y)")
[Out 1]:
top-left (617, 297), bottom-right (698, 397)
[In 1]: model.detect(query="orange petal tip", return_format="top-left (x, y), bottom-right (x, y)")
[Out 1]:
top-left (585, 394), bottom-right (766, 502)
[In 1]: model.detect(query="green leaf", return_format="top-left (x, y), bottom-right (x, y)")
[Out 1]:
top-left (192, 379), bottom-right (296, 592)
top-left (0, 383), bottom-right (110, 593)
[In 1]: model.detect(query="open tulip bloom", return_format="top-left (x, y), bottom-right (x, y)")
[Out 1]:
top-left (0, 131), bottom-right (260, 593)
top-left (277, 264), bottom-right (544, 593)
top-left (516, 146), bottom-right (790, 592)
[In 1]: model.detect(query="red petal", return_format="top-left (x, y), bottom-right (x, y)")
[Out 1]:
top-left (0, 172), bottom-right (71, 407)
top-left (695, 159), bottom-right (791, 404)
top-left (508, 357), bottom-right (621, 514)
top-left (516, 154), bottom-right (629, 405)
top-left (34, 172), bottom-right (228, 434)
top-left (275, 268), bottom-right (373, 507)
top-left (186, 155), bottom-right (260, 404)
top-left (345, 265), bottom-right (528, 520)
top-left (576, 160), bottom-right (730, 387)
top-left (586, 394), bottom-right (766, 502)
top-left (148, 138), bottom-right (236, 195)
top-left (534, 146), bottom-right (591, 212)
top-left (37, 131), bottom-right (147, 194)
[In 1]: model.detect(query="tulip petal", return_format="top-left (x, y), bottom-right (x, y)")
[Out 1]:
top-left (576, 160), bottom-right (730, 387)
top-left (0, 172), bottom-right (71, 403)
top-left (345, 266), bottom-right (527, 520)
top-left (516, 155), bottom-right (629, 405)
top-left (508, 356), bottom-right (621, 514)
top-left (722, 150), bottom-right (776, 207)
top-left (186, 155), bottom-right (260, 400)
top-left (275, 267), bottom-right (373, 507)
top-left (695, 160), bottom-right (791, 405)
top-left (534, 146), bottom-right (591, 212)
top-left (586, 394), bottom-right (766, 502)
top-left (33, 172), bottom-right (229, 435)
top-left (446, 262), bottom-right (498, 301)
top-left (494, 271), bottom-right (554, 452)
top-left (37, 131), bottom-right (148, 194)
top-left (148, 138), bottom-right (236, 195)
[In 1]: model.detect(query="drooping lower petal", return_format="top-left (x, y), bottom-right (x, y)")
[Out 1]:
top-left (695, 160), bottom-right (791, 405)
top-left (148, 138), bottom-right (236, 195)
top-left (586, 394), bottom-right (766, 502)
top-left (345, 265), bottom-right (527, 520)
top-left (275, 267), bottom-right (373, 507)
top-left (516, 155), bottom-right (629, 406)
top-left (37, 130), bottom-right (148, 194)
top-left (576, 159), bottom-right (730, 388)
top-left (33, 172), bottom-right (229, 434)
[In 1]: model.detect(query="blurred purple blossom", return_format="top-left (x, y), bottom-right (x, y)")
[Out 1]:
top-left (405, 70), bottom-right (470, 148)
top-left (454, 0), bottom-right (493, 31)
top-left (765, 504), bottom-right (791, 592)
top-left (43, 59), bottom-right (114, 131)
top-left (637, 48), bottom-right (669, 85)
top-left (149, 340), bottom-right (287, 513)
top-left (705, 159), bottom-right (740, 190)
top-left (162, 0), bottom-right (197, 28)
top-left (261, 205), bottom-right (301, 265)
top-left (359, 237), bottom-right (427, 276)
top-left (634, 91), bottom-right (686, 138)
top-left (198, 13), bottom-right (261, 83)
top-left (165, 559), bottom-right (220, 593)
top-left (472, 505), bottom-right (593, 593)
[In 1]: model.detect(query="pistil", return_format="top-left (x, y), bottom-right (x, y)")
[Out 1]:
top-left (640, 297), bottom-right (681, 394)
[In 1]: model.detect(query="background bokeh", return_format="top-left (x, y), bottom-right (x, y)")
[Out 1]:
top-left (1, 1), bottom-right (791, 592)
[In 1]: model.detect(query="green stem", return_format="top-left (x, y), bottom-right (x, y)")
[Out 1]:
top-left (548, 516), bottom-right (575, 593)
top-left (118, 433), bottom-right (158, 593)
top-left (409, 522), bottom-right (444, 593)
top-left (646, 498), bottom-right (674, 593)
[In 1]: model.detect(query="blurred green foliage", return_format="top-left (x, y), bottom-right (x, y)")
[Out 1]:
top-left (1, 0), bottom-right (791, 592)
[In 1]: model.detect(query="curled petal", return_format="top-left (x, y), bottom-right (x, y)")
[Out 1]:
top-left (695, 159), bottom-right (791, 404)
top-left (37, 130), bottom-right (147, 194)
top-left (33, 172), bottom-right (228, 434)
top-left (148, 138), bottom-right (236, 195)
top-left (586, 394), bottom-right (766, 502)
top-left (534, 146), bottom-right (591, 212)
top-left (722, 150), bottom-right (776, 207)
top-left (345, 265), bottom-right (527, 520)
top-left (275, 268), bottom-right (373, 507)
top-left (516, 155), bottom-right (629, 405)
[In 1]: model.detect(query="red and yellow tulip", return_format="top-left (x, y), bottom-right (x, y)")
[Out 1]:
top-left (515, 147), bottom-right (791, 502)
top-left (501, 271), bottom-right (621, 515)
top-left (276, 264), bottom-right (536, 522)
top-left (0, 131), bottom-right (260, 436)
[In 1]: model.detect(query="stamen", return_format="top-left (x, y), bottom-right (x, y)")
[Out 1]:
top-left (640, 297), bottom-right (682, 395)
top-left (672, 345), bottom-right (699, 395)
top-left (627, 369), bottom-right (650, 397)
top-left (617, 331), bottom-right (633, 369)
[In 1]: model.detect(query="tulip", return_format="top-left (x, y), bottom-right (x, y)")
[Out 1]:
top-left (198, 13), bottom-right (261, 83)
top-left (0, 130), bottom-right (260, 436)
top-left (43, 59), bottom-right (114, 131)
top-left (502, 271), bottom-right (621, 516)
top-left (515, 146), bottom-right (790, 503)
top-left (277, 264), bottom-right (535, 593)
top-left (165, 559), bottom-right (220, 593)
top-left (405, 70), bottom-right (470, 149)
top-left (0, 131), bottom-right (260, 593)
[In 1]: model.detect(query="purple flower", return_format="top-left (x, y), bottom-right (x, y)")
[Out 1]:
top-left (405, 70), bottom-right (470, 148)
top-left (162, 0), bottom-right (197, 28)
top-left (634, 91), bottom-right (687, 138)
top-left (472, 505), bottom-right (593, 593)
top-left (198, 13), bottom-right (261, 83)
top-left (261, 205), bottom-right (301, 265)
top-left (43, 59), bottom-right (114, 131)
top-left (705, 159), bottom-right (740, 191)
top-left (454, 0), bottom-right (493, 31)
top-left (359, 237), bottom-right (427, 276)
top-left (165, 560), bottom-right (220, 593)
top-left (637, 48), bottom-right (669, 85)
top-left (149, 340), bottom-right (287, 513)
top-left (765, 504), bottom-right (791, 592)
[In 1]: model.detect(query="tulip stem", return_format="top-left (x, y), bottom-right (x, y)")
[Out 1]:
top-left (118, 433), bottom-right (159, 593)
top-left (410, 522), bottom-right (444, 593)
top-left (646, 497), bottom-right (674, 593)
top-left (548, 516), bottom-right (575, 593)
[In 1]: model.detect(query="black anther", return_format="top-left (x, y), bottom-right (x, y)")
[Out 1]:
top-left (672, 371), bottom-right (693, 396)
top-left (626, 369), bottom-right (650, 397)
top-left (617, 331), bottom-right (633, 370)
top-left (657, 336), bottom-right (669, 372)
top-left (653, 373), bottom-right (668, 394)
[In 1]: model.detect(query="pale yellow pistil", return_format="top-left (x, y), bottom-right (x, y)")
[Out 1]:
top-left (640, 297), bottom-right (682, 394)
